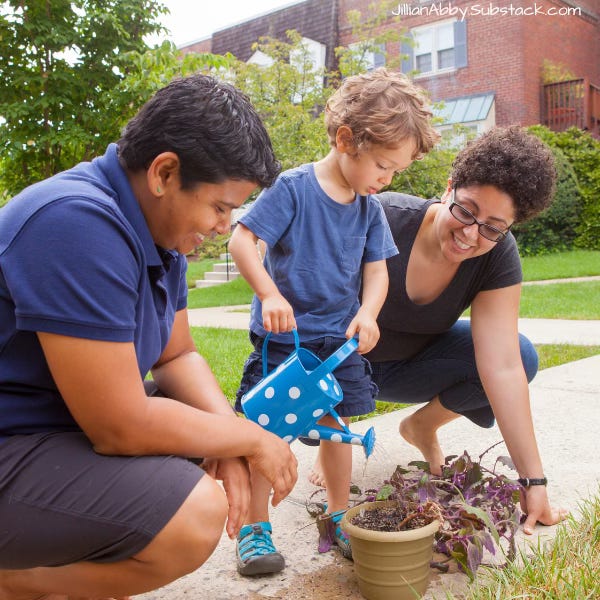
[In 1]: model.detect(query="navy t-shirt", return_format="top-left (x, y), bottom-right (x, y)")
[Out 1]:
top-left (0, 144), bottom-right (188, 442)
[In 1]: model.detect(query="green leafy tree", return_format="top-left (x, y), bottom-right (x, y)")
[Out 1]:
top-left (227, 31), bottom-right (331, 172)
top-left (335, 0), bottom-right (405, 78)
top-left (0, 0), bottom-right (224, 196)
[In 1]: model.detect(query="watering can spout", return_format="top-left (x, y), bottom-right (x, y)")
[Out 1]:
top-left (303, 424), bottom-right (376, 458)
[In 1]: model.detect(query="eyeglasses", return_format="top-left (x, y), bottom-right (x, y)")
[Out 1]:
top-left (448, 189), bottom-right (510, 243)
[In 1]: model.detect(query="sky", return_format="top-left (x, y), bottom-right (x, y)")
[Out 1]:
top-left (157, 0), bottom-right (302, 47)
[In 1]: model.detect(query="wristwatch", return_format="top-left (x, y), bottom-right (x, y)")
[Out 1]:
top-left (517, 477), bottom-right (548, 487)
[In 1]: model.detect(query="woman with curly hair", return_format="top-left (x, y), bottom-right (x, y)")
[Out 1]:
top-left (310, 126), bottom-right (567, 535)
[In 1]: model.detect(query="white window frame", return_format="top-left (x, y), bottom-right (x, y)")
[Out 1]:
top-left (412, 19), bottom-right (457, 77)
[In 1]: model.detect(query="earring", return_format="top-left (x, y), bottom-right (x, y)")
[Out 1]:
top-left (156, 185), bottom-right (162, 194)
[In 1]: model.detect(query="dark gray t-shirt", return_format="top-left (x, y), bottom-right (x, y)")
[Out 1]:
top-left (368, 193), bottom-right (522, 362)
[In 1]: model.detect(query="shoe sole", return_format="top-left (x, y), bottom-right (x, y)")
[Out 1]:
top-left (237, 553), bottom-right (286, 576)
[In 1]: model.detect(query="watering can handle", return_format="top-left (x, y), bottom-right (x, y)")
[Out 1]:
top-left (261, 329), bottom-right (300, 378)
top-left (311, 336), bottom-right (359, 380)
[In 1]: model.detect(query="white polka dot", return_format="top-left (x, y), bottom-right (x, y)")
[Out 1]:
top-left (319, 379), bottom-right (328, 391)
top-left (285, 413), bottom-right (298, 424)
top-left (333, 384), bottom-right (340, 395)
top-left (288, 386), bottom-right (301, 399)
top-left (326, 374), bottom-right (334, 381)
top-left (307, 429), bottom-right (321, 439)
top-left (258, 414), bottom-right (270, 426)
top-left (351, 437), bottom-right (362, 445)
top-left (313, 408), bottom-right (324, 418)
top-left (283, 435), bottom-right (294, 443)
top-left (265, 387), bottom-right (275, 399)
top-left (330, 433), bottom-right (342, 443)
top-left (337, 417), bottom-right (345, 427)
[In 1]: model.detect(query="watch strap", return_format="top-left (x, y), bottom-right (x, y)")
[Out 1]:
top-left (518, 477), bottom-right (547, 487)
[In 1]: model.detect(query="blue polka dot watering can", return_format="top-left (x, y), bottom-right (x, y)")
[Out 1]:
top-left (241, 329), bottom-right (376, 458)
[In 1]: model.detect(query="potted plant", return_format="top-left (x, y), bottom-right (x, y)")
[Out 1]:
top-left (341, 499), bottom-right (443, 600)
top-left (311, 444), bottom-right (522, 598)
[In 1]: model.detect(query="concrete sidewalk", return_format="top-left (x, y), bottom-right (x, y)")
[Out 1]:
top-left (138, 352), bottom-right (600, 600)
top-left (188, 304), bottom-right (600, 346)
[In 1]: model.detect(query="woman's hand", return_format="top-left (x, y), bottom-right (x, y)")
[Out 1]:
top-left (519, 485), bottom-right (569, 534)
top-left (246, 428), bottom-right (298, 507)
top-left (203, 457), bottom-right (251, 538)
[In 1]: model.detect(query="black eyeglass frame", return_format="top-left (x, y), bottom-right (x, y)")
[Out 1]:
top-left (448, 188), bottom-right (511, 243)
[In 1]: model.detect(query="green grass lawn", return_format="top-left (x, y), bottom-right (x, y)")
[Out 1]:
top-left (189, 250), bottom-right (600, 318)
top-left (520, 281), bottom-right (600, 319)
top-left (521, 249), bottom-right (600, 281)
top-left (453, 491), bottom-right (600, 600)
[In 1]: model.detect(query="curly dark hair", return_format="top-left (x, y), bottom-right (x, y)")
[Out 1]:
top-left (118, 74), bottom-right (280, 189)
top-left (451, 126), bottom-right (556, 223)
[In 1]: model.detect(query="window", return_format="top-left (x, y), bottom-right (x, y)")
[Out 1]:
top-left (401, 20), bottom-right (467, 76)
top-left (247, 50), bottom-right (274, 67)
top-left (415, 21), bottom-right (454, 74)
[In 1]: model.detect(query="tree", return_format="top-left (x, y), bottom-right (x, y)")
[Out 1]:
top-left (0, 0), bottom-right (168, 194)
top-left (227, 31), bottom-right (331, 172)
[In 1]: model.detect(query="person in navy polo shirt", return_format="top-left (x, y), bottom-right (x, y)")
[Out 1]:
top-left (0, 74), bottom-right (297, 599)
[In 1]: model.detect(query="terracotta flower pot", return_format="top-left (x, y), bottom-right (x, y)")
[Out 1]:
top-left (341, 500), bottom-right (440, 600)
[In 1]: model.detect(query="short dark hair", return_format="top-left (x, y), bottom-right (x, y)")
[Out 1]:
top-left (118, 74), bottom-right (280, 189)
top-left (451, 126), bottom-right (556, 223)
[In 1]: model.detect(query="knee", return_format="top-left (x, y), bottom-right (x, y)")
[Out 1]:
top-left (146, 476), bottom-right (228, 580)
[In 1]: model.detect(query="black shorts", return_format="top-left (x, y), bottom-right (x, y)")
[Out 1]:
top-left (0, 431), bottom-right (204, 569)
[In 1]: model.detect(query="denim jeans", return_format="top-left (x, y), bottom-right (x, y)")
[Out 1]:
top-left (370, 319), bottom-right (538, 428)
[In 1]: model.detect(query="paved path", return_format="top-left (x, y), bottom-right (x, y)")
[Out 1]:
top-left (188, 305), bottom-right (600, 346)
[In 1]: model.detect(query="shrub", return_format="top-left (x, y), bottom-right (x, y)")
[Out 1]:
top-left (528, 126), bottom-right (600, 251)
top-left (512, 147), bottom-right (582, 255)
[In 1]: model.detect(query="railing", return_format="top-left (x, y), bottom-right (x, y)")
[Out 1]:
top-left (541, 78), bottom-right (600, 138)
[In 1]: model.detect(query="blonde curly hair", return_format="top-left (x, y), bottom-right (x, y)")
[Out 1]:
top-left (325, 68), bottom-right (440, 158)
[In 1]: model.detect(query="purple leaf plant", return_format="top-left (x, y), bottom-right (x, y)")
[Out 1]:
top-left (310, 442), bottom-right (523, 580)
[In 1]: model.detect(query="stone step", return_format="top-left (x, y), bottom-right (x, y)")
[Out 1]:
top-left (194, 279), bottom-right (227, 288)
top-left (203, 271), bottom-right (241, 282)
top-left (212, 262), bottom-right (239, 274)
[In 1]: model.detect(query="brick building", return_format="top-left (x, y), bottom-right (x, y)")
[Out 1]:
top-left (180, 0), bottom-right (600, 137)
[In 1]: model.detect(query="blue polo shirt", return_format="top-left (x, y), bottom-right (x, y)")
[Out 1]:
top-left (0, 144), bottom-right (188, 442)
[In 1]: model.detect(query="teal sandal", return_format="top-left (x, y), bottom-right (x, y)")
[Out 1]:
top-left (329, 510), bottom-right (353, 560)
top-left (236, 521), bottom-right (285, 576)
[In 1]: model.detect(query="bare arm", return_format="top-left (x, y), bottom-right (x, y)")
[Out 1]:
top-left (228, 223), bottom-right (296, 333)
top-left (471, 284), bottom-right (567, 532)
top-left (346, 259), bottom-right (388, 354)
top-left (37, 317), bottom-right (298, 535)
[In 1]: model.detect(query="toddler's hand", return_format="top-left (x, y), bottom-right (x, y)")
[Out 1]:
top-left (262, 293), bottom-right (296, 334)
top-left (346, 311), bottom-right (380, 354)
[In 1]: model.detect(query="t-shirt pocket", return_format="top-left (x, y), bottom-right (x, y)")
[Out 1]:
top-left (340, 236), bottom-right (366, 272)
